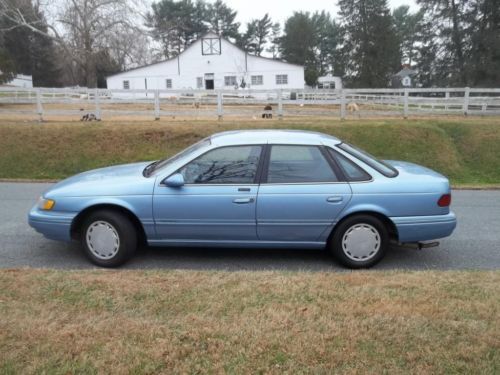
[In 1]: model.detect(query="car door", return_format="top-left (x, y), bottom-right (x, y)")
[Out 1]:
top-left (153, 145), bottom-right (263, 242)
top-left (257, 144), bottom-right (352, 242)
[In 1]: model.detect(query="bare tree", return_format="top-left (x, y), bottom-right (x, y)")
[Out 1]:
top-left (0, 0), bottom-right (148, 87)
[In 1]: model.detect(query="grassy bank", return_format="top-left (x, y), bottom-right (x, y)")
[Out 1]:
top-left (0, 118), bottom-right (499, 185)
top-left (0, 269), bottom-right (498, 374)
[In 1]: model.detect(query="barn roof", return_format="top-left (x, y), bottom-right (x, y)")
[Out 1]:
top-left (394, 66), bottom-right (417, 78)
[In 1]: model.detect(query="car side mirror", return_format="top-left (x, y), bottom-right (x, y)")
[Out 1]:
top-left (164, 173), bottom-right (185, 187)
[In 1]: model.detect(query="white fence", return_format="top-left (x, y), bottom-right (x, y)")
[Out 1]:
top-left (0, 87), bottom-right (499, 121)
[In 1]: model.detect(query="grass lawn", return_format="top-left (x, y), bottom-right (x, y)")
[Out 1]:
top-left (0, 269), bottom-right (498, 374)
top-left (0, 117), bottom-right (499, 186)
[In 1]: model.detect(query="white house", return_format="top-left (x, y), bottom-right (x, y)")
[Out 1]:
top-left (317, 74), bottom-right (342, 89)
top-left (392, 65), bottom-right (417, 88)
top-left (106, 32), bottom-right (305, 92)
top-left (1, 74), bottom-right (33, 88)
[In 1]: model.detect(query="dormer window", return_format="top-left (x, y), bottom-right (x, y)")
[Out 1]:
top-left (202, 38), bottom-right (221, 55)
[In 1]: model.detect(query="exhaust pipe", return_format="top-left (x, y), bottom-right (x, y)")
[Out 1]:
top-left (397, 241), bottom-right (440, 250)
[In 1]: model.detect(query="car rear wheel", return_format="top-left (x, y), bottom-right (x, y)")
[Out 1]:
top-left (81, 210), bottom-right (137, 267)
top-left (330, 214), bottom-right (388, 269)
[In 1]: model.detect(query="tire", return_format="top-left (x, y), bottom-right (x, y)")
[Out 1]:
top-left (80, 210), bottom-right (137, 267)
top-left (329, 214), bottom-right (388, 269)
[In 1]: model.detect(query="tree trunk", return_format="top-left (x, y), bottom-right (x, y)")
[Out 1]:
top-left (450, 0), bottom-right (467, 85)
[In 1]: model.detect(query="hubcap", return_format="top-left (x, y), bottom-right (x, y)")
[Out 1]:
top-left (342, 223), bottom-right (381, 261)
top-left (86, 221), bottom-right (120, 260)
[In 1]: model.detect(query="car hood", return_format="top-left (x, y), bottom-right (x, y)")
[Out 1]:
top-left (44, 162), bottom-right (155, 198)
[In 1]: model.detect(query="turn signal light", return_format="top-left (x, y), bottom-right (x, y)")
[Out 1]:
top-left (38, 197), bottom-right (55, 210)
top-left (437, 194), bottom-right (451, 207)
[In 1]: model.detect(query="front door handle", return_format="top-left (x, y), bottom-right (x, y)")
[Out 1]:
top-left (327, 196), bottom-right (343, 203)
top-left (233, 198), bottom-right (255, 204)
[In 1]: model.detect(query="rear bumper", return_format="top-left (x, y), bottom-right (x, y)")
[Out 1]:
top-left (390, 212), bottom-right (457, 242)
top-left (28, 205), bottom-right (77, 242)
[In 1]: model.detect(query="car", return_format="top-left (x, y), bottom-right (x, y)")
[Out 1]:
top-left (28, 130), bottom-right (457, 268)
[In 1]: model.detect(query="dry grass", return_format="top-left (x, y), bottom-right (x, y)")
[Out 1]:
top-left (0, 269), bottom-right (499, 374)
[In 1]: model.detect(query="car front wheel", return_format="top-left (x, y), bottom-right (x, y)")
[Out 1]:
top-left (81, 210), bottom-right (137, 267)
top-left (330, 215), bottom-right (388, 269)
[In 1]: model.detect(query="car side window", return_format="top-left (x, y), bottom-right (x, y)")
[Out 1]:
top-left (266, 145), bottom-right (338, 183)
top-left (329, 148), bottom-right (371, 181)
top-left (178, 145), bottom-right (262, 184)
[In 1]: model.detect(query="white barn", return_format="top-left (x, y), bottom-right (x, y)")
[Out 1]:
top-left (106, 32), bottom-right (304, 92)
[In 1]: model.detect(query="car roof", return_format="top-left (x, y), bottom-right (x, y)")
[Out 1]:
top-left (210, 129), bottom-right (341, 146)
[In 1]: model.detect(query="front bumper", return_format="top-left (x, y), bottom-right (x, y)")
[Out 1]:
top-left (28, 205), bottom-right (77, 242)
top-left (391, 212), bottom-right (457, 242)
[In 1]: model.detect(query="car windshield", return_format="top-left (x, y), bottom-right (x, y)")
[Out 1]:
top-left (338, 143), bottom-right (398, 178)
top-left (144, 137), bottom-right (211, 177)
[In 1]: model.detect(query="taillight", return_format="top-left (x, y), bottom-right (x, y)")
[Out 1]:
top-left (438, 194), bottom-right (451, 207)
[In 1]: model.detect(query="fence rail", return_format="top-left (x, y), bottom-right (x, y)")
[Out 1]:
top-left (0, 87), bottom-right (499, 121)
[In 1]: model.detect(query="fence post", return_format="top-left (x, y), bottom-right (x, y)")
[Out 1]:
top-left (445, 91), bottom-right (450, 111)
top-left (278, 89), bottom-right (283, 120)
top-left (217, 90), bottom-right (223, 121)
top-left (463, 87), bottom-right (470, 116)
top-left (403, 89), bottom-right (409, 119)
top-left (36, 89), bottom-right (43, 122)
top-left (94, 88), bottom-right (101, 120)
top-left (340, 89), bottom-right (346, 120)
top-left (154, 90), bottom-right (160, 120)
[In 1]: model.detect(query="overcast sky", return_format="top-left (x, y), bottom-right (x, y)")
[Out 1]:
top-left (219, 0), bottom-right (419, 27)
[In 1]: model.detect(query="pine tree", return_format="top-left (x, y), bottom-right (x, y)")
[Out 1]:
top-left (1, 0), bottom-right (60, 86)
top-left (240, 14), bottom-right (273, 56)
top-left (239, 21), bottom-right (258, 53)
top-left (337, 0), bottom-right (400, 87)
top-left (413, 16), bottom-right (439, 87)
top-left (392, 6), bottom-right (424, 65)
top-left (279, 12), bottom-right (318, 85)
top-left (469, 0), bottom-right (500, 86)
top-left (148, 0), bottom-right (208, 58)
top-left (206, 0), bottom-right (240, 41)
top-left (312, 11), bottom-right (339, 76)
top-left (266, 23), bottom-right (281, 59)
top-left (0, 47), bottom-right (15, 84)
top-left (417, 0), bottom-right (474, 86)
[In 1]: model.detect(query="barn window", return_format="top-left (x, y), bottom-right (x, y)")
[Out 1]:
top-left (197, 77), bottom-right (203, 89)
top-left (251, 75), bottom-right (263, 85)
top-left (202, 38), bottom-right (221, 55)
top-left (276, 75), bottom-right (288, 85)
top-left (224, 76), bottom-right (237, 87)
top-left (123, 80), bottom-right (130, 89)
top-left (166, 79), bottom-right (173, 89)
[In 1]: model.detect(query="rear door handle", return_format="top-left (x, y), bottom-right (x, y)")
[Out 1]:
top-left (233, 198), bottom-right (255, 204)
top-left (327, 196), bottom-right (343, 203)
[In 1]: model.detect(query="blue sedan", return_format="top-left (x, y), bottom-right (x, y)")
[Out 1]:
top-left (28, 130), bottom-right (456, 268)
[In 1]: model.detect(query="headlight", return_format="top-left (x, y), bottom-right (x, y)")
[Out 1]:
top-left (38, 197), bottom-right (55, 210)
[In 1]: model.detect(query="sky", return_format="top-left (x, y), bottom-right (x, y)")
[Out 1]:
top-left (220, 0), bottom-right (419, 27)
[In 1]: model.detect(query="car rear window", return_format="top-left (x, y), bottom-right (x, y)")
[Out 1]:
top-left (328, 148), bottom-right (371, 181)
top-left (338, 143), bottom-right (398, 178)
